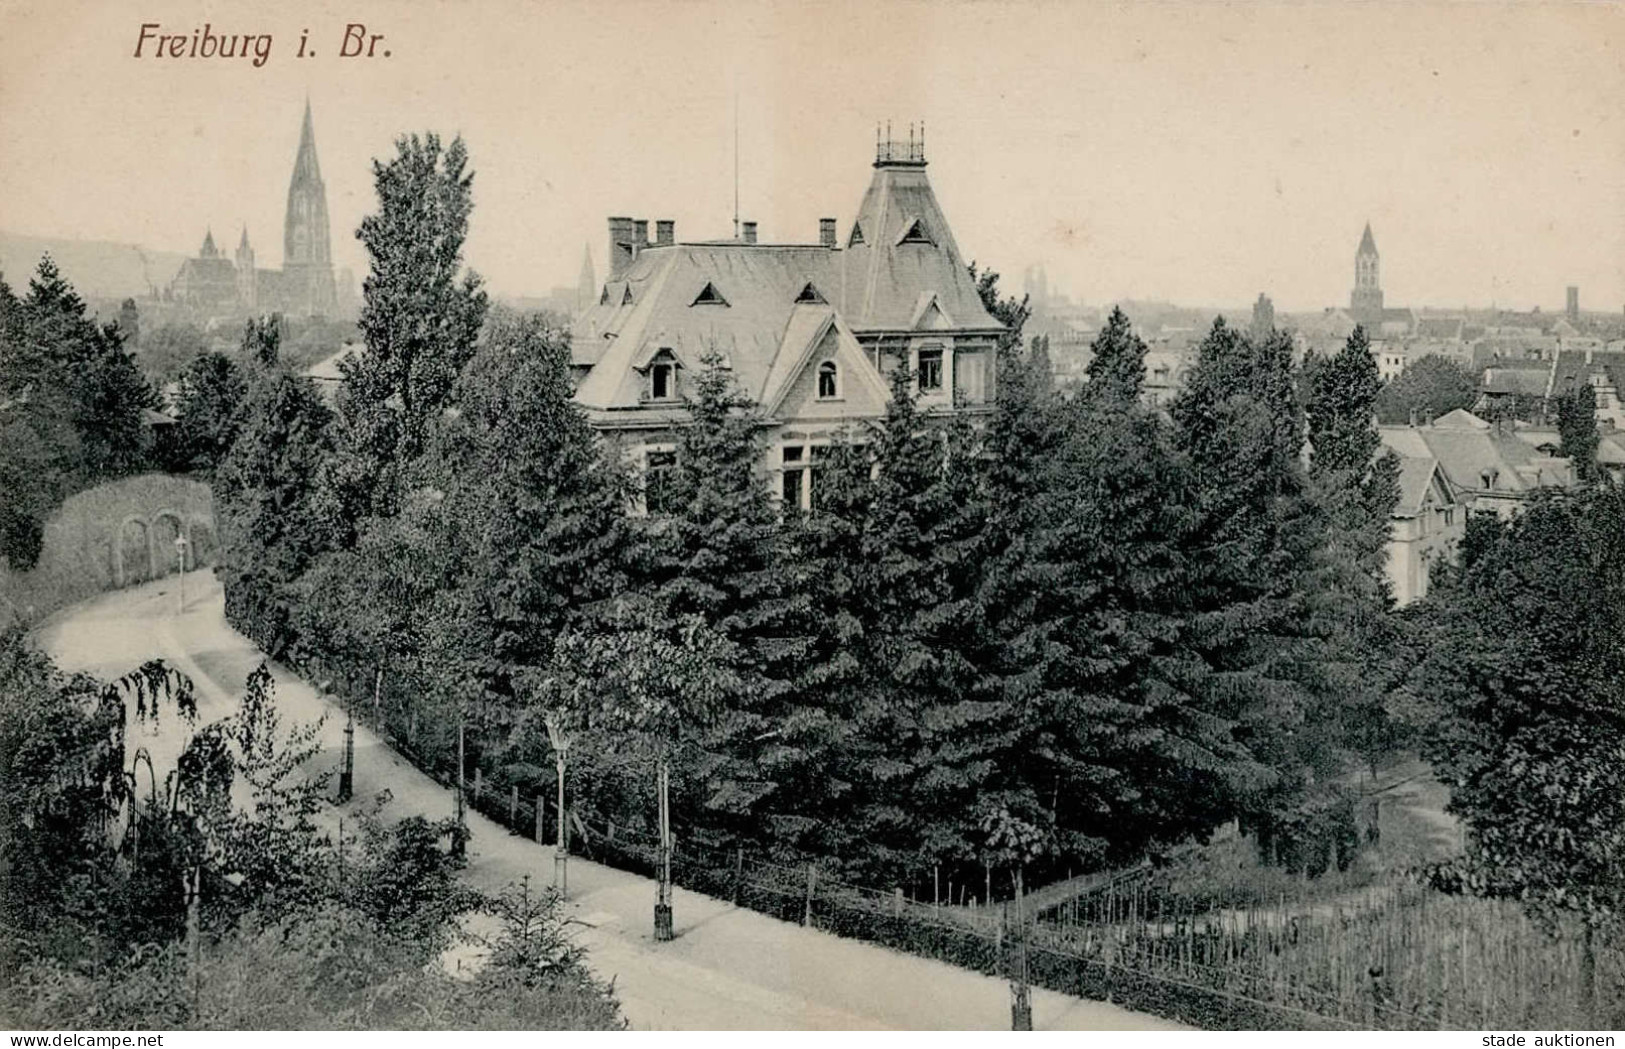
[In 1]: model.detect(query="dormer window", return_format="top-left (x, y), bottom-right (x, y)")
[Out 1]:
top-left (848, 223), bottom-right (865, 247)
top-left (898, 218), bottom-right (934, 246)
top-left (795, 282), bottom-right (827, 305)
top-left (599, 286), bottom-right (610, 305)
top-left (691, 282), bottom-right (729, 307)
top-left (646, 348), bottom-right (680, 402)
top-left (818, 361), bottom-right (839, 399)
top-left (622, 285), bottom-right (635, 305)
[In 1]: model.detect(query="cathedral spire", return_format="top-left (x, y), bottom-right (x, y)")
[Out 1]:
top-left (284, 100), bottom-right (336, 315)
top-left (292, 98), bottom-right (323, 186)
top-left (200, 228), bottom-right (217, 257)
top-left (238, 225), bottom-right (250, 251)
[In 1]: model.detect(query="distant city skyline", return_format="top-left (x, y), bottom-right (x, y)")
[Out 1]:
top-left (2, 0), bottom-right (1621, 315)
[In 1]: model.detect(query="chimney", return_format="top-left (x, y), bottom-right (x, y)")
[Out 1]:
top-left (633, 220), bottom-right (649, 251)
top-left (741, 221), bottom-right (758, 245)
top-left (655, 219), bottom-right (674, 247)
top-left (819, 218), bottom-right (837, 248)
top-left (607, 216), bottom-right (635, 279)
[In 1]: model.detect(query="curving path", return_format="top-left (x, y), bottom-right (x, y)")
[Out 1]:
top-left (35, 573), bottom-right (1188, 1032)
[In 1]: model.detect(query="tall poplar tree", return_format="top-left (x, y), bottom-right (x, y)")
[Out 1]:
top-left (343, 133), bottom-right (488, 513)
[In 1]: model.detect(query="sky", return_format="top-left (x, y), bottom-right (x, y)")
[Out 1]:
top-left (1, 0), bottom-right (1622, 314)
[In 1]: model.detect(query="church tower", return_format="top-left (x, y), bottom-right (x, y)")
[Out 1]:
top-left (1350, 222), bottom-right (1383, 331)
top-left (283, 100), bottom-right (336, 316)
top-left (235, 227), bottom-right (258, 311)
top-left (576, 244), bottom-right (596, 315)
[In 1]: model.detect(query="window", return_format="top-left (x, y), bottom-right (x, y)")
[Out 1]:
top-left (691, 282), bottom-right (729, 307)
top-left (796, 282), bottom-right (827, 305)
top-left (818, 361), bottom-right (839, 399)
top-left (917, 346), bottom-right (944, 393)
top-left (848, 223), bottom-right (865, 247)
top-left (645, 449), bottom-right (677, 514)
top-left (622, 285), bottom-right (634, 305)
top-left (651, 362), bottom-right (674, 400)
top-left (781, 445), bottom-right (806, 512)
top-left (899, 218), bottom-right (933, 245)
top-left (956, 351), bottom-right (987, 403)
top-left (782, 464), bottom-right (804, 509)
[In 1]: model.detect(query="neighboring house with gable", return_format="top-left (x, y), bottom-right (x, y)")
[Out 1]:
top-left (1377, 408), bottom-right (1575, 604)
top-left (570, 133), bottom-right (1006, 509)
top-left (1376, 440), bottom-right (1462, 606)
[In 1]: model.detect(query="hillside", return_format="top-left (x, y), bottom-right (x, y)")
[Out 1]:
top-left (0, 230), bottom-right (189, 300)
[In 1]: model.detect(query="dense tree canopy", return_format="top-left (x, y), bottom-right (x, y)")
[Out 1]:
top-left (0, 259), bottom-right (158, 571)
top-left (1373, 353), bottom-right (1478, 425)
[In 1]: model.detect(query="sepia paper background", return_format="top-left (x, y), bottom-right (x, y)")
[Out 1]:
top-left (1, 0), bottom-right (1621, 314)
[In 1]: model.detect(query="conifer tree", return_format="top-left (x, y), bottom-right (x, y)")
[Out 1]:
top-left (768, 431), bottom-right (880, 857)
top-left (988, 311), bottom-right (1260, 869)
top-left (0, 273), bottom-right (78, 570)
top-left (173, 351), bottom-right (249, 473)
top-left (1084, 306), bottom-right (1147, 402)
top-left (213, 371), bottom-right (339, 657)
top-left (1170, 318), bottom-right (1334, 862)
top-left (1303, 327), bottom-right (1404, 777)
top-left (21, 256), bottom-right (157, 480)
top-left (615, 355), bottom-right (791, 833)
top-left (409, 313), bottom-right (636, 763)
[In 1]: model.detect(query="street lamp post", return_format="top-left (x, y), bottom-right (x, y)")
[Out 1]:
top-left (338, 709), bottom-right (355, 803)
top-left (545, 710), bottom-right (571, 898)
top-left (173, 535), bottom-right (188, 613)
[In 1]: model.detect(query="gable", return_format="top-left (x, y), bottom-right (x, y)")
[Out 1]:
top-left (773, 319), bottom-right (892, 423)
top-left (910, 292), bottom-right (955, 331)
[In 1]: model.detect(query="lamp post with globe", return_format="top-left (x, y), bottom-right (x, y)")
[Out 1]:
top-left (173, 535), bottom-right (188, 613)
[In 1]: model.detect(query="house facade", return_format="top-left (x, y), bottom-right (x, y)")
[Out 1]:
top-left (1381, 453), bottom-right (1462, 606)
top-left (570, 134), bottom-right (1005, 508)
top-left (1377, 407), bottom-right (1576, 605)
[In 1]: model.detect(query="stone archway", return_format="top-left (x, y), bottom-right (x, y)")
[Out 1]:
top-left (112, 515), bottom-right (150, 587)
top-left (186, 515), bottom-right (216, 569)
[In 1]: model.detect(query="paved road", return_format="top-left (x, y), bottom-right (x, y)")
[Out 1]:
top-left (36, 573), bottom-right (1187, 1031)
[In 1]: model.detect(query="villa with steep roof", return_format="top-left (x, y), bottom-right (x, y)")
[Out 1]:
top-left (1376, 407), bottom-right (1580, 604)
top-left (570, 133), bottom-right (1006, 509)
